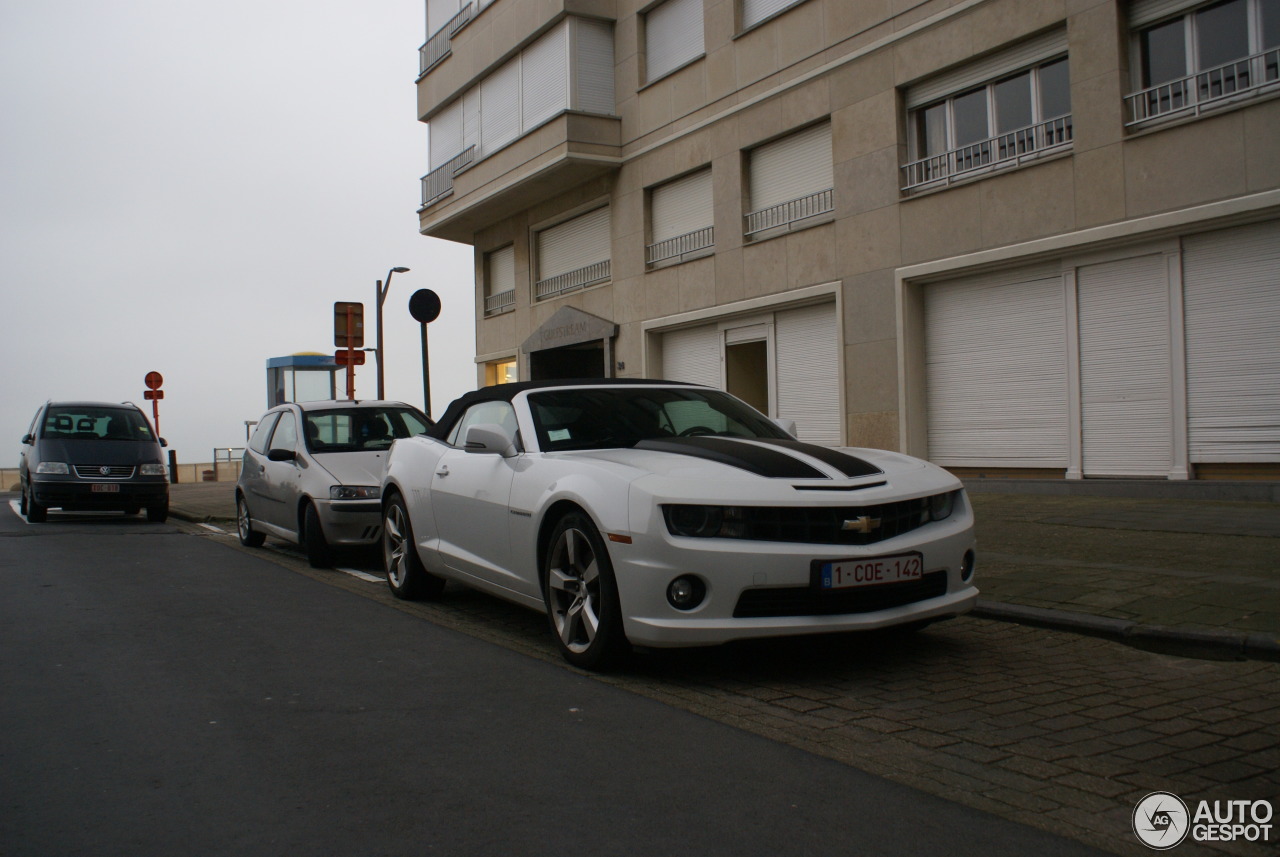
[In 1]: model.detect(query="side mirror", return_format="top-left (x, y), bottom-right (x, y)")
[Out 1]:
top-left (772, 418), bottom-right (798, 437)
top-left (464, 424), bottom-right (518, 458)
top-left (267, 448), bottom-right (297, 462)
top-left (21, 433), bottom-right (34, 445)
top-left (159, 437), bottom-right (168, 448)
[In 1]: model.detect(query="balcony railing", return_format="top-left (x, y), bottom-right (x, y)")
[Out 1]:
top-left (418, 3), bottom-right (474, 75)
top-left (645, 226), bottom-right (714, 266)
top-left (420, 145), bottom-right (476, 209)
top-left (535, 260), bottom-right (611, 301)
top-left (1124, 48), bottom-right (1280, 126)
top-left (484, 288), bottom-right (515, 315)
top-left (901, 115), bottom-right (1073, 193)
top-left (744, 188), bottom-right (834, 237)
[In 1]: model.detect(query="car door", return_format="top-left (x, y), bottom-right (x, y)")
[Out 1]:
top-left (259, 410), bottom-right (304, 534)
top-left (430, 401), bottom-right (521, 593)
top-left (240, 412), bottom-right (279, 519)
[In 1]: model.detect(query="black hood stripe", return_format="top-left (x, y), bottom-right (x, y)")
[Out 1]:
top-left (634, 437), bottom-right (825, 478)
top-left (748, 439), bottom-right (884, 478)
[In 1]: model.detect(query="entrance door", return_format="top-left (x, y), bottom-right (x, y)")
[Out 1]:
top-left (1077, 254), bottom-right (1171, 477)
top-left (529, 342), bottom-right (605, 380)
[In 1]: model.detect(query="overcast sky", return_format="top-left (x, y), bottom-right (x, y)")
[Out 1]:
top-left (1, 0), bottom-right (475, 464)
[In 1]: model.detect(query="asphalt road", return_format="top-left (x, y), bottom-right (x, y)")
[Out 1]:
top-left (0, 507), bottom-right (1109, 857)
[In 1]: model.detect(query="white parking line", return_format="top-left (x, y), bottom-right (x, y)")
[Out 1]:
top-left (199, 523), bottom-right (227, 534)
top-left (337, 567), bottom-right (384, 584)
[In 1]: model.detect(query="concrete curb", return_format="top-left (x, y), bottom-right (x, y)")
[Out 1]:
top-left (974, 600), bottom-right (1280, 663)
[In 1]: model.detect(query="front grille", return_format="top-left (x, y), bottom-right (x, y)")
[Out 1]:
top-left (73, 465), bottom-right (135, 479)
top-left (735, 499), bottom-right (931, 546)
top-left (733, 571), bottom-right (948, 618)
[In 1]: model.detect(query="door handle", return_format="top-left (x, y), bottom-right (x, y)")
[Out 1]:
top-left (436, 464), bottom-right (449, 477)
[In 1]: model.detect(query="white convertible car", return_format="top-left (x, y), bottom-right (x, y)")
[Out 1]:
top-left (381, 380), bottom-right (977, 668)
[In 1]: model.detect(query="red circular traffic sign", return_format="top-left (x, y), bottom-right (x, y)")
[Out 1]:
top-left (144, 371), bottom-right (164, 390)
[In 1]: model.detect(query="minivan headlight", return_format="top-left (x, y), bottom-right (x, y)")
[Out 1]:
top-left (140, 463), bottom-right (168, 476)
top-left (331, 485), bottom-right (380, 501)
top-left (36, 462), bottom-right (69, 475)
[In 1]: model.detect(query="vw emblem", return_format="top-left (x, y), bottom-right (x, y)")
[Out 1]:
top-left (99, 466), bottom-right (111, 476)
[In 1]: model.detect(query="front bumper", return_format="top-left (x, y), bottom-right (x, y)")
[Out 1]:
top-left (612, 498), bottom-right (978, 648)
top-left (31, 477), bottom-right (168, 511)
top-left (313, 499), bottom-right (383, 545)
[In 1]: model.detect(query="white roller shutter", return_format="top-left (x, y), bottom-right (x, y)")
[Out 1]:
top-left (645, 0), bottom-right (704, 82)
top-left (905, 29), bottom-right (1069, 108)
top-left (743, 0), bottom-right (803, 29)
top-left (538, 206), bottom-right (611, 280)
top-left (651, 169), bottom-right (713, 243)
top-left (429, 100), bottom-right (462, 168)
top-left (486, 245), bottom-right (515, 298)
top-left (1129, 0), bottom-right (1202, 28)
top-left (748, 122), bottom-right (832, 211)
top-left (481, 57), bottom-right (521, 154)
top-left (573, 18), bottom-right (616, 115)
top-left (662, 324), bottom-right (720, 387)
top-left (775, 303), bottom-right (841, 445)
top-left (925, 268), bottom-right (1068, 467)
top-left (1183, 220), bottom-right (1280, 462)
top-left (523, 21), bottom-right (568, 130)
top-left (1077, 254), bottom-right (1171, 477)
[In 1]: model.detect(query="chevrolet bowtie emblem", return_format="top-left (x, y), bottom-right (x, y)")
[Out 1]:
top-left (841, 516), bottom-right (881, 533)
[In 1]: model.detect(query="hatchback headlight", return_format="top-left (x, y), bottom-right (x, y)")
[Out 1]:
top-left (331, 485), bottom-right (380, 501)
top-left (36, 462), bottom-right (69, 475)
top-left (140, 463), bottom-right (168, 476)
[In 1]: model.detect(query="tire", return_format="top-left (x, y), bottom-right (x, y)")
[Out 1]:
top-left (303, 502), bottom-right (333, 568)
top-left (236, 494), bottom-right (266, 547)
top-left (19, 482), bottom-right (28, 516)
top-left (146, 497), bottom-right (169, 523)
top-left (25, 485), bottom-right (47, 523)
top-left (382, 493), bottom-right (444, 600)
top-left (542, 511), bottom-right (628, 670)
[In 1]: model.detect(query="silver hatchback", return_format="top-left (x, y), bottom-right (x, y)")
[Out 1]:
top-left (235, 400), bottom-right (432, 567)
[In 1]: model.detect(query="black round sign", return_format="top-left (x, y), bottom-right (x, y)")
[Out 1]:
top-left (408, 289), bottom-right (441, 324)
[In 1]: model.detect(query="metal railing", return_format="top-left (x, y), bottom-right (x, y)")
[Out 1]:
top-left (418, 3), bottom-right (474, 75)
top-left (420, 145), bottom-right (476, 209)
top-left (1124, 48), bottom-right (1280, 126)
top-left (535, 260), bottom-right (611, 301)
top-left (744, 188), bottom-right (833, 237)
top-left (484, 289), bottom-right (515, 315)
top-left (645, 226), bottom-right (714, 266)
top-left (900, 115), bottom-right (1073, 192)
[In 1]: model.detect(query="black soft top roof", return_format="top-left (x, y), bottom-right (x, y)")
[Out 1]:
top-left (428, 378), bottom-right (697, 439)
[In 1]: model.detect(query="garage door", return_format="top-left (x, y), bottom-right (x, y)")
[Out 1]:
top-left (1183, 220), bottom-right (1280, 462)
top-left (925, 267), bottom-right (1068, 467)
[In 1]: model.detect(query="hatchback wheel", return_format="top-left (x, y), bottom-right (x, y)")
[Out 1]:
top-left (236, 495), bottom-right (266, 547)
top-left (542, 512), bottom-right (628, 670)
top-left (303, 502), bottom-right (333, 568)
top-left (382, 494), bottom-right (444, 600)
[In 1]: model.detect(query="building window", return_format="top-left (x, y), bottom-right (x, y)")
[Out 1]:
top-left (741, 0), bottom-right (807, 31)
top-left (645, 0), bottom-right (704, 83)
top-left (484, 245), bottom-right (516, 316)
top-left (420, 0), bottom-right (486, 75)
top-left (485, 359), bottom-right (518, 386)
top-left (744, 122), bottom-right (834, 239)
top-left (1126, 0), bottom-right (1280, 125)
top-left (902, 31), bottom-right (1072, 193)
top-left (647, 168), bottom-right (714, 267)
top-left (535, 206), bottom-right (612, 301)
top-left (421, 18), bottom-right (615, 209)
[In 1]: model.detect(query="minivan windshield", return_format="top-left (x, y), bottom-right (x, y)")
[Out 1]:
top-left (41, 407), bottom-right (155, 441)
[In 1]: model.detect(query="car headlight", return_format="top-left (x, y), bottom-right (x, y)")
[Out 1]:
top-left (36, 462), bottom-right (69, 475)
top-left (662, 505), bottom-right (746, 539)
top-left (928, 490), bottom-right (957, 522)
top-left (330, 485), bottom-right (380, 501)
top-left (140, 463), bottom-right (168, 476)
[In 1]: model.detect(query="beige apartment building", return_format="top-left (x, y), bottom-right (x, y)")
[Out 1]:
top-left (415, 0), bottom-right (1280, 480)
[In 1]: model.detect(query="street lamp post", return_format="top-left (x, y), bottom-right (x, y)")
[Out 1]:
top-left (375, 266), bottom-right (410, 400)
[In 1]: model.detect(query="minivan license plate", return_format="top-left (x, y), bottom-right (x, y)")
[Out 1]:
top-left (90, 483), bottom-right (120, 493)
top-left (820, 553), bottom-right (922, 589)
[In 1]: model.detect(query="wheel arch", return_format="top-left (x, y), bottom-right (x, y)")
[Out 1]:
top-left (535, 500), bottom-right (594, 597)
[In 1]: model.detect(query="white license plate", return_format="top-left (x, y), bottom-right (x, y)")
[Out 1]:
top-left (819, 552), bottom-right (923, 589)
top-left (90, 483), bottom-right (120, 493)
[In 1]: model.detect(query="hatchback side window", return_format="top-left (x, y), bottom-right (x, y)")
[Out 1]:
top-left (248, 413), bottom-right (279, 455)
top-left (269, 412), bottom-right (299, 453)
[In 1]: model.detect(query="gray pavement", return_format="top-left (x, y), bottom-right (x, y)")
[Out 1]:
top-left (168, 479), bottom-right (1280, 663)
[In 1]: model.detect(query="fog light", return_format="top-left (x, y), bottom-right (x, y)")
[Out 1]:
top-left (961, 549), bottom-right (976, 582)
top-left (666, 575), bottom-right (706, 611)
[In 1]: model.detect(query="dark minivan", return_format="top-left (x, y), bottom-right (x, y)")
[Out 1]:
top-left (19, 401), bottom-right (170, 522)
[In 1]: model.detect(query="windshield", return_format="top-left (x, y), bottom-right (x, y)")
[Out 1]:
top-left (528, 388), bottom-right (790, 452)
top-left (41, 406), bottom-right (154, 441)
top-left (303, 407), bottom-right (431, 453)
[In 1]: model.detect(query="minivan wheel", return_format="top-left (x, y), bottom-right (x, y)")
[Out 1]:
top-left (146, 498), bottom-right (169, 523)
top-left (303, 503), bottom-right (333, 568)
top-left (25, 486), bottom-right (47, 523)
